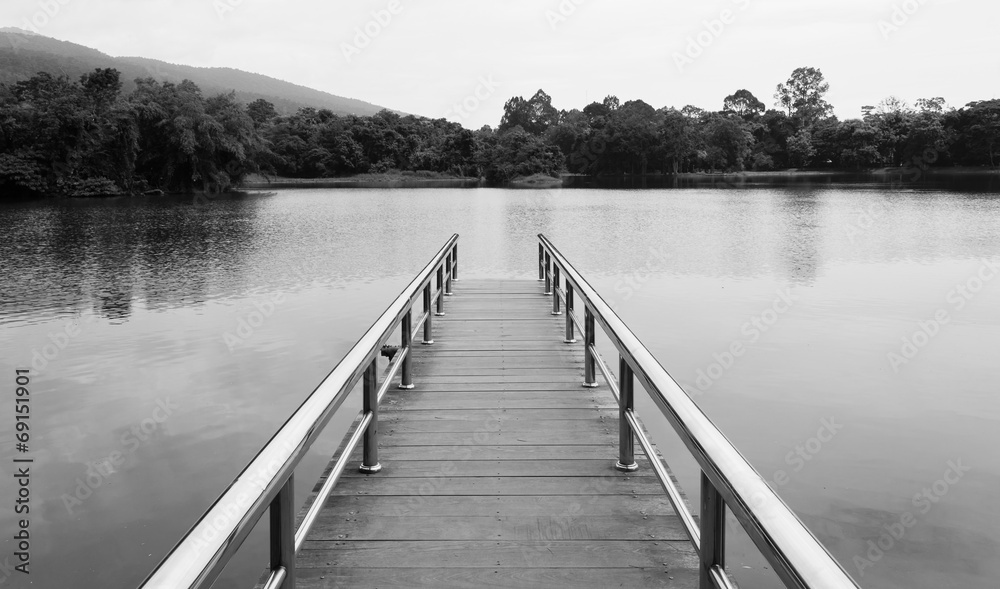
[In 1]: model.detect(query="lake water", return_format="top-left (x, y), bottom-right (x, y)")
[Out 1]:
top-left (1, 182), bottom-right (998, 589)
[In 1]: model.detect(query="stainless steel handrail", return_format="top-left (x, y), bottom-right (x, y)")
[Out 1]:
top-left (139, 235), bottom-right (459, 589)
top-left (538, 234), bottom-right (859, 589)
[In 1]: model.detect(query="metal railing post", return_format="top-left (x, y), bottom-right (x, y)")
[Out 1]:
top-left (360, 358), bottom-right (382, 473)
top-left (538, 243), bottom-right (545, 281)
top-left (269, 475), bottom-right (295, 589)
top-left (564, 284), bottom-right (576, 343)
top-left (422, 284), bottom-right (434, 344)
top-left (552, 265), bottom-right (562, 315)
top-left (615, 356), bottom-right (638, 472)
top-left (452, 244), bottom-right (459, 281)
top-left (399, 310), bottom-right (414, 389)
top-left (435, 267), bottom-right (445, 316)
top-left (544, 252), bottom-right (552, 295)
top-left (583, 306), bottom-right (598, 388)
top-left (444, 253), bottom-right (453, 296)
top-left (699, 473), bottom-right (726, 589)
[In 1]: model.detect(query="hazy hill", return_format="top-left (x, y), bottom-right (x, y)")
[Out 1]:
top-left (0, 28), bottom-right (393, 116)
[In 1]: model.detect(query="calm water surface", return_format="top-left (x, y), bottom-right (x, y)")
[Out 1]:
top-left (0, 185), bottom-right (998, 589)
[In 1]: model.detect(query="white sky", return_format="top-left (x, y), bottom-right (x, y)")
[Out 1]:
top-left (3, 0), bottom-right (998, 129)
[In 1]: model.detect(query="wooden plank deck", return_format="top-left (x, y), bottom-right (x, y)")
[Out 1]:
top-left (293, 279), bottom-right (699, 588)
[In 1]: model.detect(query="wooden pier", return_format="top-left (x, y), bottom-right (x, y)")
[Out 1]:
top-left (144, 236), bottom-right (859, 589)
top-left (293, 279), bottom-right (699, 588)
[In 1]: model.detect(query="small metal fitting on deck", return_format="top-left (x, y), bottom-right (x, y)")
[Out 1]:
top-left (615, 461), bottom-right (639, 473)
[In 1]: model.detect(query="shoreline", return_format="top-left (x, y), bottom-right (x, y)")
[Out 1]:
top-left (237, 167), bottom-right (999, 191)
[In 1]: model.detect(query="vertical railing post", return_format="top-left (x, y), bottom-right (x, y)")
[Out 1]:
top-left (399, 310), bottom-right (414, 389)
top-left (564, 283), bottom-right (576, 343)
top-left (583, 306), bottom-right (598, 388)
top-left (538, 243), bottom-right (545, 281)
top-left (360, 358), bottom-right (382, 472)
top-left (444, 253), bottom-right (453, 296)
top-left (422, 284), bottom-right (434, 344)
top-left (435, 266), bottom-right (445, 316)
top-left (615, 356), bottom-right (638, 472)
top-left (544, 252), bottom-right (552, 295)
top-left (269, 474), bottom-right (295, 589)
top-left (452, 244), bottom-right (459, 281)
top-left (699, 473), bottom-right (726, 589)
top-left (552, 265), bottom-right (562, 315)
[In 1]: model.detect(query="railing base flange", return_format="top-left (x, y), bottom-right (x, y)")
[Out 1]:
top-left (564, 339), bottom-right (577, 344)
top-left (358, 463), bottom-right (382, 474)
top-left (615, 461), bottom-right (639, 473)
top-left (434, 312), bottom-right (446, 317)
top-left (398, 384), bottom-right (415, 390)
top-left (422, 340), bottom-right (434, 345)
top-left (551, 311), bottom-right (563, 316)
top-left (582, 382), bottom-right (599, 388)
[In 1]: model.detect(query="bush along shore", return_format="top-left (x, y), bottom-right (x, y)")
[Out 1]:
top-left (1, 66), bottom-right (997, 199)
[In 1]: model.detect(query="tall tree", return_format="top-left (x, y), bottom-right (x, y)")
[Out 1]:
top-left (774, 67), bottom-right (833, 127)
top-left (499, 89), bottom-right (559, 136)
top-left (723, 89), bottom-right (765, 119)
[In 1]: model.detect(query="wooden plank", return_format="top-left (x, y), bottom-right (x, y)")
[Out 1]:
top-left (379, 408), bottom-right (612, 420)
top-left (379, 418), bottom-right (617, 434)
top-left (383, 387), bottom-right (618, 411)
top-left (339, 460), bottom-right (653, 478)
top-left (343, 444), bottom-right (632, 461)
top-left (317, 494), bottom-right (673, 516)
top-left (294, 567), bottom-right (697, 589)
top-left (404, 374), bottom-right (583, 383)
top-left (297, 540), bottom-right (698, 568)
top-left (327, 475), bottom-right (665, 496)
top-left (388, 382), bottom-right (599, 391)
top-left (306, 514), bottom-right (684, 541)
top-left (378, 431), bottom-right (618, 446)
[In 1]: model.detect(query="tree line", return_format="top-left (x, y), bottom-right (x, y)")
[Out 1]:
top-left (1, 66), bottom-right (997, 198)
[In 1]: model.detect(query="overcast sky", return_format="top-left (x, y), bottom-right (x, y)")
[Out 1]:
top-left (3, 0), bottom-right (997, 128)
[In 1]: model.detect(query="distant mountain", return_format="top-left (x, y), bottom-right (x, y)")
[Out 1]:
top-left (0, 29), bottom-right (395, 117)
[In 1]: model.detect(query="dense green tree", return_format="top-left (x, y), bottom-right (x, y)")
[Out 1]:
top-left (701, 114), bottom-right (754, 171)
top-left (723, 89), bottom-right (765, 119)
top-left (247, 98), bottom-right (278, 128)
top-left (947, 100), bottom-right (1000, 167)
top-left (774, 67), bottom-right (833, 128)
top-left (499, 90), bottom-right (559, 136)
